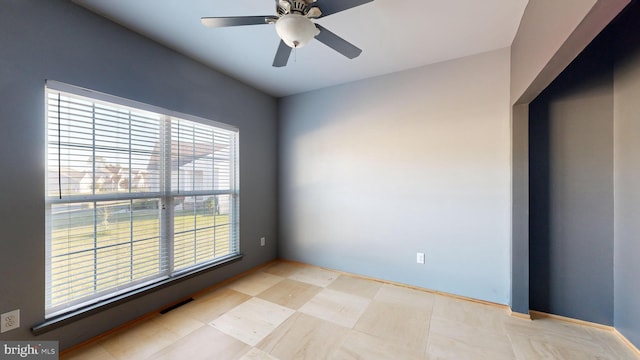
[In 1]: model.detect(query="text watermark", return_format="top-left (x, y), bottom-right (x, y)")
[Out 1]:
top-left (0, 342), bottom-right (58, 360)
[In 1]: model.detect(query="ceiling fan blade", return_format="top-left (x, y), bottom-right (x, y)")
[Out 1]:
top-left (314, 0), bottom-right (374, 17)
top-left (314, 24), bottom-right (362, 59)
top-left (201, 16), bottom-right (274, 28)
top-left (273, 40), bottom-right (293, 67)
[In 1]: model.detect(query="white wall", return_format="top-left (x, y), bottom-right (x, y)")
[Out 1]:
top-left (279, 48), bottom-right (512, 304)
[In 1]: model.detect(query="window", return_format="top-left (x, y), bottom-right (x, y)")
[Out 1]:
top-left (45, 81), bottom-right (239, 318)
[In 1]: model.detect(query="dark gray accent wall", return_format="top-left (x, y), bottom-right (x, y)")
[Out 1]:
top-left (613, 0), bottom-right (640, 347)
top-left (0, 0), bottom-right (277, 349)
top-left (529, 31), bottom-right (614, 325)
top-left (526, 2), bottom-right (640, 343)
top-left (510, 0), bottom-right (629, 317)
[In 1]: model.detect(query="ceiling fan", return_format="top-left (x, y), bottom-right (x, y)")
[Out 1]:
top-left (201, 0), bottom-right (374, 67)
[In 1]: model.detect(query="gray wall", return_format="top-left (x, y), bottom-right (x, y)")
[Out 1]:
top-left (613, 0), bottom-right (640, 347)
top-left (0, 0), bottom-right (278, 349)
top-left (510, 0), bottom-right (629, 316)
top-left (279, 48), bottom-right (512, 305)
top-left (510, 104), bottom-right (529, 314)
top-left (511, 0), bottom-right (629, 104)
top-left (528, 33), bottom-right (614, 325)
top-left (511, 0), bottom-right (596, 103)
top-left (523, 0), bottom-right (640, 344)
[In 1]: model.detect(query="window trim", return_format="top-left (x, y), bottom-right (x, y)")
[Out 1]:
top-left (41, 80), bottom-right (241, 327)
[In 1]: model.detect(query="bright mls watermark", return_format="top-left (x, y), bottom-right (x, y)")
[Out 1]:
top-left (0, 342), bottom-right (58, 359)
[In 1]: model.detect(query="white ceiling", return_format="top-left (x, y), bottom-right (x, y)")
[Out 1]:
top-left (72, 0), bottom-right (529, 97)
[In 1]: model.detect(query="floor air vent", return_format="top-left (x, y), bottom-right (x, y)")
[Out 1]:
top-left (159, 298), bottom-right (194, 314)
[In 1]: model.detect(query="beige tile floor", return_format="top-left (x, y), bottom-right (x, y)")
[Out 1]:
top-left (62, 261), bottom-right (639, 360)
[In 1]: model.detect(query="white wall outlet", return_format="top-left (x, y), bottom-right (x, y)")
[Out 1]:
top-left (1, 309), bottom-right (20, 333)
top-left (416, 252), bottom-right (425, 264)
top-left (260, 237), bottom-right (266, 247)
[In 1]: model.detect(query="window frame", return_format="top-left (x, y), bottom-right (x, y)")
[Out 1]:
top-left (43, 81), bottom-right (240, 320)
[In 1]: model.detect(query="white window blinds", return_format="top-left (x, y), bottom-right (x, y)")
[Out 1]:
top-left (45, 82), bottom-right (239, 318)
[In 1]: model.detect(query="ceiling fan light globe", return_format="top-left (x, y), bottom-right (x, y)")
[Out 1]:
top-left (275, 14), bottom-right (319, 48)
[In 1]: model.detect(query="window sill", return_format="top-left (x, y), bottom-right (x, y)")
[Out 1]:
top-left (32, 254), bottom-right (243, 335)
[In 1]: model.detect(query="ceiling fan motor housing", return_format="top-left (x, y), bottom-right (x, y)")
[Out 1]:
top-left (277, 0), bottom-right (321, 17)
top-left (290, 1), bottom-right (307, 13)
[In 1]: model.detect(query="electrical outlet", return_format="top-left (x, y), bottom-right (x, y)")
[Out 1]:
top-left (416, 252), bottom-right (425, 264)
top-left (260, 237), bottom-right (266, 247)
top-left (1, 309), bottom-right (20, 333)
